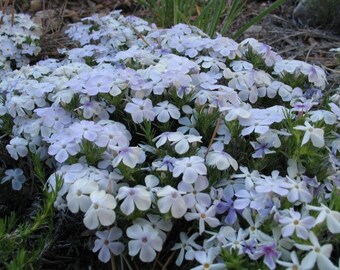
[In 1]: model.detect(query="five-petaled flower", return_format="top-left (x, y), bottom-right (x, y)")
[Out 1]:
top-left (293, 121), bottom-right (325, 148)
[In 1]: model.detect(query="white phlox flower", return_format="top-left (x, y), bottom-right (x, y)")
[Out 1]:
top-left (83, 190), bottom-right (117, 229)
top-left (178, 176), bottom-right (212, 208)
top-left (206, 142), bottom-right (238, 171)
top-left (1, 168), bottom-right (26, 191)
top-left (133, 214), bottom-right (172, 242)
top-left (171, 232), bottom-right (201, 266)
top-left (124, 97), bottom-right (155, 123)
top-left (295, 232), bottom-right (338, 270)
top-left (112, 146), bottom-right (146, 168)
top-left (116, 186), bottom-right (152, 215)
top-left (185, 204), bottom-right (220, 235)
top-left (168, 132), bottom-right (202, 154)
top-left (293, 121), bottom-right (325, 148)
top-left (277, 251), bottom-right (307, 270)
top-left (191, 248), bottom-right (226, 270)
top-left (172, 156), bottom-right (207, 184)
top-left (92, 227), bottom-right (124, 263)
top-left (6, 137), bottom-right (28, 160)
top-left (278, 208), bottom-right (315, 239)
top-left (154, 101), bottom-right (180, 122)
top-left (306, 203), bottom-right (340, 234)
top-left (66, 178), bottom-right (99, 213)
top-left (157, 186), bottom-right (187, 218)
top-left (151, 132), bottom-right (195, 152)
top-left (127, 224), bottom-right (163, 262)
top-left (284, 176), bottom-right (313, 204)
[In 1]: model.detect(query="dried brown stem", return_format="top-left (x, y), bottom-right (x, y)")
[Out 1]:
top-left (205, 115), bottom-right (223, 158)
top-left (110, 252), bottom-right (116, 270)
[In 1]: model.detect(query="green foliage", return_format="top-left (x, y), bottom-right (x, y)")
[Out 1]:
top-left (63, 94), bottom-right (80, 112)
top-left (244, 47), bottom-right (273, 73)
top-left (32, 153), bottom-right (46, 185)
top-left (138, 0), bottom-right (287, 38)
top-left (0, 175), bottom-right (62, 269)
top-left (80, 139), bottom-right (106, 166)
top-left (195, 106), bottom-right (221, 145)
top-left (280, 72), bottom-right (307, 89)
top-left (220, 248), bottom-right (250, 270)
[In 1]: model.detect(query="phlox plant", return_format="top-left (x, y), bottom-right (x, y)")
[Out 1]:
top-left (0, 10), bottom-right (340, 270)
top-left (0, 12), bottom-right (41, 75)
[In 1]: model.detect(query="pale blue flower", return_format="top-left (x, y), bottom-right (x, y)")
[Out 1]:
top-left (1, 168), bottom-right (26, 191)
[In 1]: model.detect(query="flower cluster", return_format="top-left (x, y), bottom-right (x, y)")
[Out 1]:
top-left (0, 10), bottom-right (339, 269)
top-left (0, 12), bottom-right (41, 74)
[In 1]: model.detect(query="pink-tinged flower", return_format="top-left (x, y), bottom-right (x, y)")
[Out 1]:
top-left (306, 203), bottom-right (340, 233)
top-left (112, 146), bottom-right (146, 168)
top-left (157, 186), bottom-right (187, 218)
top-left (254, 243), bottom-right (281, 270)
top-left (172, 156), bottom-right (207, 184)
top-left (116, 186), bottom-right (151, 216)
top-left (83, 190), bottom-right (116, 229)
top-left (185, 204), bottom-right (220, 235)
top-left (127, 224), bottom-right (163, 262)
top-left (6, 137), bottom-right (28, 160)
top-left (301, 63), bottom-right (327, 89)
top-left (92, 227), bottom-right (124, 263)
top-left (152, 155), bottom-right (176, 172)
top-left (279, 209), bottom-right (315, 239)
top-left (124, 98), bottom-right (155, 123)
top-left (191, 248), bottom-right (226, 270)
top-left (66, 179), bottom-right (99, 213)
top-left (293, 121), bottom-right (325, 148)
top-left (154, 101), bottom-right (180, 123)
top-left (295, 232), bottom-right (338, 270)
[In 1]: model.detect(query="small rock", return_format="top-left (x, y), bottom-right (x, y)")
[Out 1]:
top-left (293, 0), bottom-right (340, 32)
top-left (244, 25), bottom-right (263, 34)
top-left (29, 0), bottom-right (42, 13)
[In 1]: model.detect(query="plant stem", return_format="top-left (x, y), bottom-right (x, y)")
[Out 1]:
top-left (205, 115), bottom-right (223, 158)
top-left (110, 252), bottom-right (116, 270)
